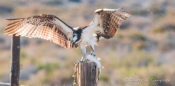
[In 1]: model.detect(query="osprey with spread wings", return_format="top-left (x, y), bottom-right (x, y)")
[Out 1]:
top-left (4, 8), bottom-right (130, 61)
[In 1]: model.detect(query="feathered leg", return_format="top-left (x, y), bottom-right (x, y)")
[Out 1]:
top-left (80, 45), bottom-right (87, 61)
top-left (74, 45), bottom-right (86, 65)
top-left (90, 44), bottom-right (95, 56)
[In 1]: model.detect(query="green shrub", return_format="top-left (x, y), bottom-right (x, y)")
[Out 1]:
top-left (100, 74), bottom-right (109, 82)
top-left (37, 63), bottom-right (60, 74)
top-left (130, 33), bottom-right (146, 41)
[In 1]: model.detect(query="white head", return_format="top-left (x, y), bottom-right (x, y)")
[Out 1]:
top-left (71, 29), bottom-right (82, 47)
top-left (71, 33), bottom-right (78, 43)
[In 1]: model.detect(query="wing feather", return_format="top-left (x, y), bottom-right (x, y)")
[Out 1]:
top-left (4, 14), bottom-right (75, 48)
top-left (5, 24), bottom-right (20, 35)
top-left (94, 8), bottom-right (130, 39)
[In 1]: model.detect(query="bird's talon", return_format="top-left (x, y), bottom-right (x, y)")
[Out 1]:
top-left (86, 59), bottom-right (90, 61)
top-left (81, 59), bottom-right (86, 62)
top-left (74, 61), bottom-right (81, 65)
top-left (90, 53), bottom-right (96, 56)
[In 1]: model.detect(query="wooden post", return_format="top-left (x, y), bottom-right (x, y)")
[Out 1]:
top-left (11, 35), bottom-right (20, 86)
top-left (73, 61), bottom-right (98, 86)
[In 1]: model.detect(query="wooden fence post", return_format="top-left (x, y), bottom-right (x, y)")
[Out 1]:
top-left (11, 35), bottom-right (20, 86)
top-left (73, 61), bottom-right (98, 86)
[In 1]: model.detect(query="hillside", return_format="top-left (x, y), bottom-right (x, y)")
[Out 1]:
top-left (0, 0), bottom-right (175, 86)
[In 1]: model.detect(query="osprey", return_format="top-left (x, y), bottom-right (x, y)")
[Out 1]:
top-left (4, 8), bottom-right (130, 61)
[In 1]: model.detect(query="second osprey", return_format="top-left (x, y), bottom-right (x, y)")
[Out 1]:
top-left (4, 8), bottom-right (130, 61)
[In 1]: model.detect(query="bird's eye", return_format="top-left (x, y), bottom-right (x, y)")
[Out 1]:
top-left (73, 34), bottom-right (76, 37)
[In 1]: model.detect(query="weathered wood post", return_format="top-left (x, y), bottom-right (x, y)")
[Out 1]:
top-left (11, 35), bottom-right (20, 86)
top-left (73, 61), bottom-right (98, 86)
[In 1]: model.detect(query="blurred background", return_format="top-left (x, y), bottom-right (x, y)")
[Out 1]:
top-left (0, 0), bottom-right (175, 86)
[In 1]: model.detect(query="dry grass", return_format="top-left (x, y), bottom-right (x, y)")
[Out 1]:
top-left (0, 0), bottom-right (175, 86)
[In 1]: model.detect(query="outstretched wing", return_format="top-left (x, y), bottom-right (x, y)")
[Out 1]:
top-left (4, 14), bottom-right (75, 48)
top-left (93, 8), bottom-right (130, 39)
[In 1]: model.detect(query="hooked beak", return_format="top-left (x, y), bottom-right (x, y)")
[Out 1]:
top-left (72, 42), bottom-right (75, 48)
top-left (71, 40), bottom-right (75, 48)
